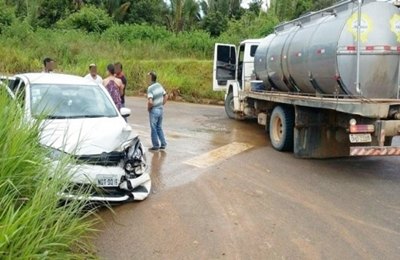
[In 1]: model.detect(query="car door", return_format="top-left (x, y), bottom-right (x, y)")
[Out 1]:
top-left (213, 43), bottom-right (237, 91)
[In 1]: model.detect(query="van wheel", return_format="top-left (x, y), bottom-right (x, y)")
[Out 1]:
top-left (269, 106), bottom-right (294, 151)
top-left (225, 92), bottom-right (235, 119)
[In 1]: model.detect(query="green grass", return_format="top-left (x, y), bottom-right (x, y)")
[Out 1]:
top-left (0, 88), bottom-right (98, 258)
top-left (0, 25), bottom-right (224, 103)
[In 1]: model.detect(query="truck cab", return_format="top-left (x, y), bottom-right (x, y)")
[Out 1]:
top-left (213, 40), bottom-right (261, 93)
top-left (213, 40), bottom-right (261, 119)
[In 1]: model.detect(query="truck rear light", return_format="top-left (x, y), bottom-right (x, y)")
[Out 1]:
top-left (349, 124), bottom-right (375, 133)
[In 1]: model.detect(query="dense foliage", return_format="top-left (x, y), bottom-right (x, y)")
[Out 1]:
top-left (0, 0), bottom-right (338, 102)
top-left (1, 0), bottom-right (337, 36)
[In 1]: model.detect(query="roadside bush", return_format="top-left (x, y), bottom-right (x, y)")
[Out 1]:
top-left (122, 59), bottom-right (223, 101)
top-left (57, 6), bottom-right (113, 33)
top-left (1, 21), bottom-right (34, 42)
top-left (0, 2), bottom-right (15, 33)
top-left (165, 30), bottom-right (214, 57)
top-left (35, 0), bottom-right (74, 28)
top-left (102, 24), bottom-right (170, 43)
top-left (0, 24), bottom-right (224, 101)
top-left (218, 12), bottom-right (279, 44)
top-left (0, 89), bottom-right (97, 258)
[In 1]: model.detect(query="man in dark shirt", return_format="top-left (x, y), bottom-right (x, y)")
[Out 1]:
top-left (114, 62), bottom-right (127, 107)
top-left (43, 57), bottom-right (55, 73)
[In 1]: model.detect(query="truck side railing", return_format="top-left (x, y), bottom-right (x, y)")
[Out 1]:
top-left (243, 90), bottom-right (400, 118)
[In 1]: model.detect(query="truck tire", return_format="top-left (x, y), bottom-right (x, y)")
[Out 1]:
top-left (225, 92), bottom-right (235, 119)
top-left (269, 106), bottom-right (294, 151)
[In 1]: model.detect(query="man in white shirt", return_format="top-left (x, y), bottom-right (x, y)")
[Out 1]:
top-left (84, 63), bottom-right (103, 85)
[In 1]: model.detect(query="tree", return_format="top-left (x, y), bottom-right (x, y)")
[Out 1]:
top-left (219, 11), bottom-right (279, 43)
top-left (248, 0), bottom-right (263, 16)
top-left (201, 11), bottom-right (228, 37)
top-left (123, 0), bottom-right (166, 25)
top-left (0, 0), bottom-right (15, 32)
top-left (270, 0), bottom-right (296, 21)
top-left (36, 0), bottom-right (74, 28)
top-left (201, 0), bottom-right (243, 19)
top-left (270, 0), bottom-right (339, 22)
top-left (57, 6), bottom-right (113, 33)
top-left (293, 0), bottom-right (312, 18)
top-left (313, 0), bottom-right (338, 10)
top-left (166, 0), bottom-right (201, 33)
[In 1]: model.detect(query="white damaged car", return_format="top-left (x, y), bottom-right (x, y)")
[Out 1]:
top-left (1, 73), bottom-right (151, 202)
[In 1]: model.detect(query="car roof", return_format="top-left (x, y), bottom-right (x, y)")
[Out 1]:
top-left (15, 73), bottom-right (98, 86)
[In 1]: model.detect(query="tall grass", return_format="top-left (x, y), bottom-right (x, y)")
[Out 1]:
top-left (0, 23), bottom-right (225, 102)
top-left (0, 88), bottom-right (98, 258)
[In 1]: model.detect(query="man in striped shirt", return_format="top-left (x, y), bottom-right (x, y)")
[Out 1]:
top-left (147, 71), bottom-right (168, 151)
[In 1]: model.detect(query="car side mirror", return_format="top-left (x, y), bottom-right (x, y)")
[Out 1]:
top-left (120, 107), bottom-right (131, 117)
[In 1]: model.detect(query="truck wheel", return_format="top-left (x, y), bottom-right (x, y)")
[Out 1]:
top-left (225, 92), bottom-right (235, 119)
top-left (269, 106), bottom-right (294, 151)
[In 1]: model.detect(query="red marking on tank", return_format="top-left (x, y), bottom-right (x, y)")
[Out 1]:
top-left (365, 46), bottom-right (374, 51)
top-left (347, 46), bottom-right (356, 51)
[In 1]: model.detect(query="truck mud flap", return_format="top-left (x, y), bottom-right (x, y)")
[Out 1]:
top-left (350, 146), bottom-right (400, 156)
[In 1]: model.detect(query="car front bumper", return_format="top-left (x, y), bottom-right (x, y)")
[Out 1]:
top-left (59, 163), bottom-right (151, 202)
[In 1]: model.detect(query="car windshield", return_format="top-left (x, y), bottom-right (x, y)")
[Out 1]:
top-left (30, 84), bottom-right (118, 119)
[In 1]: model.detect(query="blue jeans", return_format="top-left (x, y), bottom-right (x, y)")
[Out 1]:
top-left (149, 106), bottom-right (166, 148)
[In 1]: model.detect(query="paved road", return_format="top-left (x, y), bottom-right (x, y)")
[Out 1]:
top-left (95, 97), bottom-right (400, 259)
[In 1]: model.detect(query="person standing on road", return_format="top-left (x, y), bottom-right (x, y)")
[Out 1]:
top-left (42, 57), bottom-right (55, 73)
top-left (147, 71), bottom-right (167, 151)
top-left (103, 64), bottom-right (123, 110)
top-left (84, 63), bottom-right (103, 85)
top-left (114, 62), bottom-right (127, 107)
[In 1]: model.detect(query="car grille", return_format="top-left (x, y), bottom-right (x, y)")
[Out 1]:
top-left (75, 151), bottom-right (124, 166)
top-left (66, 183), bottom-right (128, 198)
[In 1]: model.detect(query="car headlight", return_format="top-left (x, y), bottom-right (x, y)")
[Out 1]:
top-left (45, 146), bottom-right (65, 160)
top-left (124, 137), bottom-right (147, 176)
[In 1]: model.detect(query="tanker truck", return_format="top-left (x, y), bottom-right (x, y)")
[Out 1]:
top-left (213, 0), bottom-right (400, 158)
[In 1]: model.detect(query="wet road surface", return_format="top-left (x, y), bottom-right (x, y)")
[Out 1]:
top-left (95, 97), bottom-right (400, 259)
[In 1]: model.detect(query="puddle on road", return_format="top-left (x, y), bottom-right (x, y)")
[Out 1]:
top-left (136, 114), bottom-right (266, 192)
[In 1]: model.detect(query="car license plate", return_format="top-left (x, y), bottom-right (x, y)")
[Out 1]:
top-left (96, 175), bottom-right (119, 187)
top-left (349, 134), bottom-right (372, 143)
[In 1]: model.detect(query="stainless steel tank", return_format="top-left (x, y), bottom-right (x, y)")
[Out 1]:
top-left (254, 0), bottom-right (400, 98)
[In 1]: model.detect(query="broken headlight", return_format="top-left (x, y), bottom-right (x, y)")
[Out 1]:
top-left (124, 137), bottom-right (147, 176)
top-left (45, 146), bottom-right (66, 160)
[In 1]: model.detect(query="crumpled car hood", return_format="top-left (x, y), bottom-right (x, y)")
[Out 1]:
top-left (40, 117), bottom-right (137, 155)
